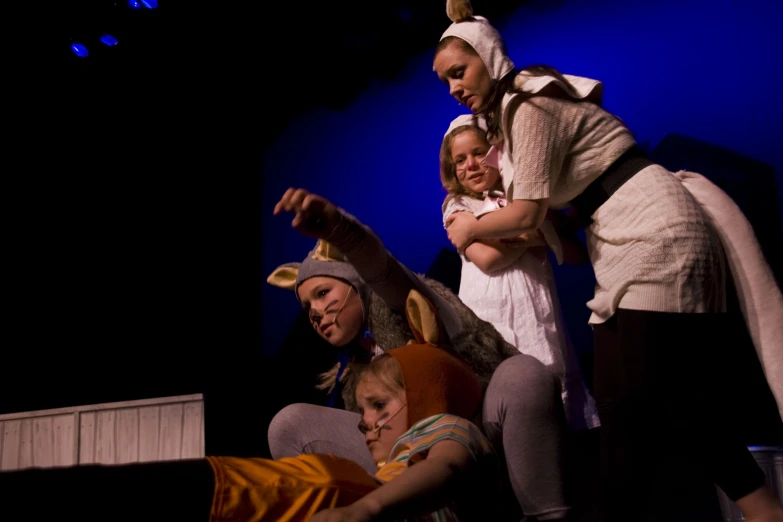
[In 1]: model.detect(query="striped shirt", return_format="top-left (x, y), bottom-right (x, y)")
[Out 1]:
top-left (374, 414), bottom-right (497, 521)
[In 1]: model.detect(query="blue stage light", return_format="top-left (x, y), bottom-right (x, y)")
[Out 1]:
top-left (71, 43), bottom-right (89, 57)
top-left (100, 34), bottom-right (119, 46)
top-left (128, 0), bottom-right (141, 8)
top-left (141, 0), bottom-right (157, 8)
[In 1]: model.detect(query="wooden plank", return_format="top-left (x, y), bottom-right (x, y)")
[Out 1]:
top-left (18, 419), bottom-right (33, 470)
top-left (0, 394), bottom-right (204, 422)
top-left (94, 410), bottom-right (116, 464)
top-left (158, 403), bottom-right (183, 461)
top-left (138, 406), bottom-right (160, 463)
top-left (79, 412), bottom-right (96, 464)
top-left (181, 401), bottom-right (204, 459)
top-left (116, 408), bottom-right (139, 464)
top-left (32, 417), bottom-right (54, 468)
top-left (52, 414), bottom-right (76, 467)
top-left (1, 420), bottom-right (21, 471)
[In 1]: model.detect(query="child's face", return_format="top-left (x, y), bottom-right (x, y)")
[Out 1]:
top-left (297, 276), bottom-right (363, 347)
top-left (356, 377), bottom-right (408, 464)
top-left (451, 129), bottom-right (500, 194)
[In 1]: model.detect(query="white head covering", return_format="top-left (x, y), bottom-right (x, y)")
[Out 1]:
top-left (439, 15), bottom-right (515, 81)
top-left (438, 0), bottom-right (603, 104)
top-left (443, 113), bottom-right (488, 138)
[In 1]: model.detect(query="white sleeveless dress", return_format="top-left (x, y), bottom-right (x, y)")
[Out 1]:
top-left (443, 194), bottom-right (600, 431)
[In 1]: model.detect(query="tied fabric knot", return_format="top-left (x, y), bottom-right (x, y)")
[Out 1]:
top-left (476, 189), bottom-right (507, 218)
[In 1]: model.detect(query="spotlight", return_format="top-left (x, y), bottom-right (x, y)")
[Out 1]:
top-left (100, 34), bottom-right (119, 46)
top-left (71, 43), bottom-right (89, 57)
top-left (141, 0), bottom-right (157, 8)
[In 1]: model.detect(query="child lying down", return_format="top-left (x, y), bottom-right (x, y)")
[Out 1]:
top-left (0, 294), bottom-right (503, 522)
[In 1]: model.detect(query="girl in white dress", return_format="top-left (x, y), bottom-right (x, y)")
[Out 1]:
top-left (441, 114), bottom-right (600, 431)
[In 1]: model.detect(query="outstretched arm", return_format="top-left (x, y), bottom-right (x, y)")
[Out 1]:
top-left (311, 440), bottom-right (475, 522)
top-left (274, 188), bottom-right (464, 338)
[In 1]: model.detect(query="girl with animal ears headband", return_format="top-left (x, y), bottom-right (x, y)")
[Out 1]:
top-left (434, 2), bottom-right (783, 521)
top-left (267, 187), bottom-right (571, 520)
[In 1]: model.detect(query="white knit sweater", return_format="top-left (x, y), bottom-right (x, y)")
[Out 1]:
top-left (501, 92), bottom-right (783, 420)
top-left (501, 95), bottom-right (724, 324)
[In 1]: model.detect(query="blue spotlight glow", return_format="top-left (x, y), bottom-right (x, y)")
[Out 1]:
top-left (100, 34), bottom-right (119, 46)
top-left (71, 43), bottom-right (89, 57)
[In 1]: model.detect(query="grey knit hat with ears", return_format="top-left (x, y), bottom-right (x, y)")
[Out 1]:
top-left (267, 239), bottom-right (372, 323)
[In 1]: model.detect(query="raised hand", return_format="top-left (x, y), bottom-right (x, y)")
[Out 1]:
top-left (273, 188), bottom-right (341, 239)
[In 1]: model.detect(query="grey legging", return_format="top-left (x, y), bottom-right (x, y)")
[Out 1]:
top-left (268, 353), bottom-right (568, 520)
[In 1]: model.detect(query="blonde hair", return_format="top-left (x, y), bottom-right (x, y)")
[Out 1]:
top-left (440, 125), bottom-right (493, 206)
top-left (316, 352), bottom-right (405, 399)
top-left (316, 361), bottom-right (350, 393)
top-left (358, 353), bottom-right (405, 399)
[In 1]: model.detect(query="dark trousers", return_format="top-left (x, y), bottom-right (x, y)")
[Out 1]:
top-left (0, 458), bottom-right (214, 522)
top-left (593, 309), bottom-right (766, 522)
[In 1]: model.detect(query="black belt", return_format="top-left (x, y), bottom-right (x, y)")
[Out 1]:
top-left (569, 145), bottom-right (653, 227)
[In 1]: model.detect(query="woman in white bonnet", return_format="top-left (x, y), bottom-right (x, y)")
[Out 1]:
top-left (433, 0), bottom-right (783, 521)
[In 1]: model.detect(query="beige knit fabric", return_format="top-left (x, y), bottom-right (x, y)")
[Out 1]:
top-left (673, 170), bottom-right (783, 420)
top-left (499, 86), bottom-right (783, 420)
top-left (498, 93), bottom-right (723, 321)
top-left (586, 164), bottom-right (726, 322)
top-left (502, 95), bottom-right (636, 207)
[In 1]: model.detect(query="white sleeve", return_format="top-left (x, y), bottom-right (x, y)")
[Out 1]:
top-left (442, 196), bottom-right (476, 227)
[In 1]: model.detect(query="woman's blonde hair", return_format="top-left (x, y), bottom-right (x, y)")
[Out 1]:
top-left (440, 124), bottom-right (493, 206)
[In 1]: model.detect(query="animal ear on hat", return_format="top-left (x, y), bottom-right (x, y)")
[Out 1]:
top-left (447, 0), bottom-right (473, 23)
top-left (312, 239), bottom-right (347, 262)
top-left (266, 263), bottom-right (301, 290)
top-left (405, 289), bottom-right (443, 346)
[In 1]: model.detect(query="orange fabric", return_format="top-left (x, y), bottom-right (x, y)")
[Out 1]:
top-left (207, 454), bottom-right (379, 522)
top-left (388, 344), bottom-right (482, 427)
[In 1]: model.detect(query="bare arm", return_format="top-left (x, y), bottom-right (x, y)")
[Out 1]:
top-left (350, 440), bottom-right (475, 521)
top-left (469, 199), bottom-right (549, 239)
top-left (465, 233), bottom-right (546, 274)
top-left (273, 188), bottom-right (465, 338)
top-left (445, 97), bottom-right (570, 251)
